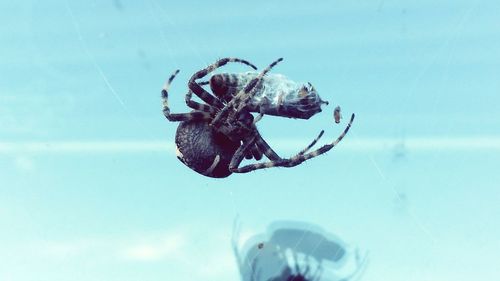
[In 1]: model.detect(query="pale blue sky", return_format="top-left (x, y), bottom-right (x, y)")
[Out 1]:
top-left (1, 0), bottom-right (499, 280)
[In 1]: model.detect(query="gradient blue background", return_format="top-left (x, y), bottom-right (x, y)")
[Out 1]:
top-left (1, 0), bottom-right (499, 280)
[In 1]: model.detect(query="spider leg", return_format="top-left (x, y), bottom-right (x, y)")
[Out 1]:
top-left (235, 58), bottom-right (283, 112)
top-left (250, 144), bottom-right (264, 160)
top-left (231, 114), bottom-right (355, 173)
top-left (166, 73), bottom-right (216, 115)
top-left (162, 70), bottom-right (213, 122)
top-left (235, 111), bottom-right (281, 162)
top-left (211, 58), bottom-right (283, 129)
top-left (254, 133), bottom-right (282, 161)
top-left (253, 130), bottom-right (324, 162)
top-left (228, 133), bottom-right (258, 172)
top-left (244, 111), bottom-right (284, 162)
top-left (296, 130), bottom-right (325, 156)
top-left (184, 90), bottom-right (217, 116)
top-left (253, 113), bottom-right (264, 125)
top-left (201, 155), bottom-right (220, 176)
top-left (188, 58), bottom-right (258, 109)
top-left (244, 143), bottom-right (264, 161)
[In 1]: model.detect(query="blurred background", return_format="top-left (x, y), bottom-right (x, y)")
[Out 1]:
top-left (1, 0), bottom-right (499, 280)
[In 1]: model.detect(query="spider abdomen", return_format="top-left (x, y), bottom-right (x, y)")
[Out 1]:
top-left (175, 120), bottom-right (240, 178)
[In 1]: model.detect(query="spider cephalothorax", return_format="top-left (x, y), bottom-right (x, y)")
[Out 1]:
top-left (161, 57), bottom-right (355, 178)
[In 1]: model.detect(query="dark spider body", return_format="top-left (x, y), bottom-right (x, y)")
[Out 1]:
top-left (161, 57), bottom-right (354, 178)
top-left (175, 120), bottom-right (239, 178)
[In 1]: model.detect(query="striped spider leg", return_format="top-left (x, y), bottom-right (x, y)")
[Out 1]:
top-left (210, 58), bottom-right (284, 129)
top-left (162, 59), bottom-right (282, 177)
top-left (228, 128), bottom-right (326, 173)
top-left (166, 58), bottom-right (258, 119)
top-left (230, 113), bottom-right (355, 174)
top-left (205, 57), bottom-right (336, 174)
top-left (187, 58), bottom-right (283, 164)
top-left (183, 81), bottom-right (218, 117)
top-left (162, 57), bottom-right (258, 121)
top-left (162, 70), bottom-right (213, 122)
top-left (207, 58), bottom-right (284, 165)
top-left (183, 58), bottom-right (263, 163)
top-left (188, 57), bottom-right (258, 110)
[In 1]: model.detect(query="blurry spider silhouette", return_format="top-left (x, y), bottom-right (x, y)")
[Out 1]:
top-left (232, 220), bottom-right (367, 281)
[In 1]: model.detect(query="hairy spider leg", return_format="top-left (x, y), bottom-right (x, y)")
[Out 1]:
top-left (179, 80), bottom-right (219, 116)
top-left (245, 142), bottom-right (263, 160)
top-left (253, 133), bottom-right (282, 161)
top-left (184, 89), bottom-right (218, 116)
top-left (211, 58), bottom-right (283, 129)
top-left (201, 155), bottom-right (220, 176)
top-left (228, 132), bottom-right (259, 172)
top-left (253, 113), bottom-right (264, 124)
top-left (296, 130), bottom-right (325, 156)
top-left (234, 110), bottom-right (283, 162)
top-left (235, 128), bottom-right (281, 162)
top-left (226, 129), bottom-right (282, 172)
top-left (210, 58), bottom-right (285, 167)
top-left (162, 70), bottom-right (212, 122)
top-left (251, 113), bottom-right (285, 161)
top-left (188, 57), bottom-right (258, 110)
top-left (231, 113), bottom-right (355, 173)
top-left (250, 144), bottom-right (264, 160)
top-left (235, 58), bottom-right (283, 112)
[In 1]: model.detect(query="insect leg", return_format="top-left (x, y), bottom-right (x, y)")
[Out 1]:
top-left (162, 70), bottom-right (212, 122)
top-left (188, 58), bottom-right (257, 109)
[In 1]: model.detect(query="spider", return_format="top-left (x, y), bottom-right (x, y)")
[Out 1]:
top-left (161, 57), bottom-right (355, 178)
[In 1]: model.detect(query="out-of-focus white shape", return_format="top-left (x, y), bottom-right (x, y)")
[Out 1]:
top-left (121, 232), bottom-right (186, 261)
